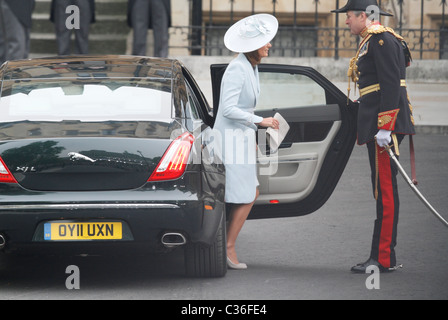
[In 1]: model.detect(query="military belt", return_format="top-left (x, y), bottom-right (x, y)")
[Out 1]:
top-left (359, 80), bottom-right (407, 97)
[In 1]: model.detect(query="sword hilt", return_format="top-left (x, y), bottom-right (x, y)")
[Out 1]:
top-left (380, 144), bottom-right (394, 154)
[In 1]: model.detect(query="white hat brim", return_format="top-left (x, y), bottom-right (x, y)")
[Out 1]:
top-left (224, 14), bottom-right (279, 53)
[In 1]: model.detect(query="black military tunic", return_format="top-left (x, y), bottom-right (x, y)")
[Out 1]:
top-left (353, 24), bottom-right (415, 145)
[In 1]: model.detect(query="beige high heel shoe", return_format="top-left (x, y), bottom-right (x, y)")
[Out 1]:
top-left (227, 256), bottom-right (247, 270)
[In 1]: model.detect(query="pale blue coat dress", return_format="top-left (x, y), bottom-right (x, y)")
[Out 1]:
top-left (213, 53), bottom-right (263, 204)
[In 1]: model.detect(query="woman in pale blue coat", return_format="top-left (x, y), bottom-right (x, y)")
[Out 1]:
top-left (213, 14), bottom-right (279, 269)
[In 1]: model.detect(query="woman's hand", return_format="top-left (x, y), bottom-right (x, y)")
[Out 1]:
top-left (258, 117), bottom-right (279, 129)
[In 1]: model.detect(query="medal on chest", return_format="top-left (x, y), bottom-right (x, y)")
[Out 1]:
top-left (358, 41), bottom-right (370, 58)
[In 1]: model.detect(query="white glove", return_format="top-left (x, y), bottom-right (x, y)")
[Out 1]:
top-left (375, 129), bottom-right (392, 147)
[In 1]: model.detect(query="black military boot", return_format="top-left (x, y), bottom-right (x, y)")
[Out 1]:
top-left (351, 258), bottom-right (402, 273)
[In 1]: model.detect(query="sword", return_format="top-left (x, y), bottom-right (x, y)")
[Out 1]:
top-left (383, 145), bottom-right (448, 228)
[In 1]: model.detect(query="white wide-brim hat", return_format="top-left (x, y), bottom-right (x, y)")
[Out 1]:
top-left (224, 14), bottom-right (279, 53)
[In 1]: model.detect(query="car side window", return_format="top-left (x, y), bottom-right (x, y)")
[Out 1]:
top-left (257, 72), bottom-right (326, 110)
top-left (179, 81), bottom-right (203, 132)
top-left (185, 84), bottom-right (201, 121)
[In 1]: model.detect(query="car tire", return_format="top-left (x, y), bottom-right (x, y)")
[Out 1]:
top-left (184, 211), bottom-right (227, 278)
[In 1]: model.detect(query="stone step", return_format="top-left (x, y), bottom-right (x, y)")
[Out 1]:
top-left (30, 34), bottom-right (128, 55)
top-left (31, 0), bottom-right (130, 57)
top-left (32, 13), bottom-right (129, 35)
top-left (34, 0), bottom-right (128, 16)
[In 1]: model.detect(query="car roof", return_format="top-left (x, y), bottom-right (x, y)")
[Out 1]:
top-left (0, 55), bottom-right (178, 81)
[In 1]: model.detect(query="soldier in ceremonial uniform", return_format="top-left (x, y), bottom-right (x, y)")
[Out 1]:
top-left (332, 0), bottom-right (415, 273)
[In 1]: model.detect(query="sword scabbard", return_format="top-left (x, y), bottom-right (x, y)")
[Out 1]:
top-left (385, 148), bottom-right (448, 229)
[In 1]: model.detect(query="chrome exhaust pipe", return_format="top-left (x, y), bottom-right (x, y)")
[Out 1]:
top-left (161, 232), bottom-right (186, 248)
top-left (0, 234), bottom-right (6, 250)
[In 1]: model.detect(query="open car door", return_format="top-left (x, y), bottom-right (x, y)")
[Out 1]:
top-left (211, 64), bottom-right (358, 220)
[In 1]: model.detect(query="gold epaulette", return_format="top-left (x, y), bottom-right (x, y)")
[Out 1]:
top-left (366, 24), bottom-right (404, 41)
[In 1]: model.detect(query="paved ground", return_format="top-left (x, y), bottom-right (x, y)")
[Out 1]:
top-left (407, 82), bottom-right (448, 128)
top-left (0, 133), bottom-right (446, 301)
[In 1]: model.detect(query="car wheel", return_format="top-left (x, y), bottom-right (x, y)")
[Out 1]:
top-left (184, 211), bottom-right (227, 278)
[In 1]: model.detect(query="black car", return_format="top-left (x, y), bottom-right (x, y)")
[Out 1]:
top-left (0, 56), bottom-right (357, 278)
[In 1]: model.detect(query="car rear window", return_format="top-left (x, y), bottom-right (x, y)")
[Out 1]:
top-left (0, 79), bottom-right (173, 123)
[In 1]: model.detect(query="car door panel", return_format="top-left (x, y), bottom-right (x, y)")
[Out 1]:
top-left (210, 64), bottom-right (358, 219)
top-left (257, 120), bottom-right (341, 203)
top-left (256, 104), bottom-right (340, 123)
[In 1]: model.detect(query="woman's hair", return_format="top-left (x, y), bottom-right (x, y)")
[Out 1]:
top-left (244, 49), bottom-right (262, 67)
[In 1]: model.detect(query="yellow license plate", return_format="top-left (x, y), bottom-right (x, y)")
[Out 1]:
top-left (44, 222), bottom-right (122, 241)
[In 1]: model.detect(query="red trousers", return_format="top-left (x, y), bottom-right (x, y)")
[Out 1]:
top-left (366, 135), bottom-right (404, 268)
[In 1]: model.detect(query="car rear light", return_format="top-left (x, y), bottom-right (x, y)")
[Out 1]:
top-left (0, 157), bottom-right (17, 183)
top-left (148, 132), bottom-right (194, 182)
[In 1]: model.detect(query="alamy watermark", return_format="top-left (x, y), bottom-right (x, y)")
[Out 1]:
top-left (65, 5), bottom-right (80, 30)
top-left (65, 265), bottom-right (80, 290)
top-left (365, 265), bottom-right (380, 290)
top-left (365, 5), bottom-right (380, 24)
top-left (174, 125), bottom-right (281, 176)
